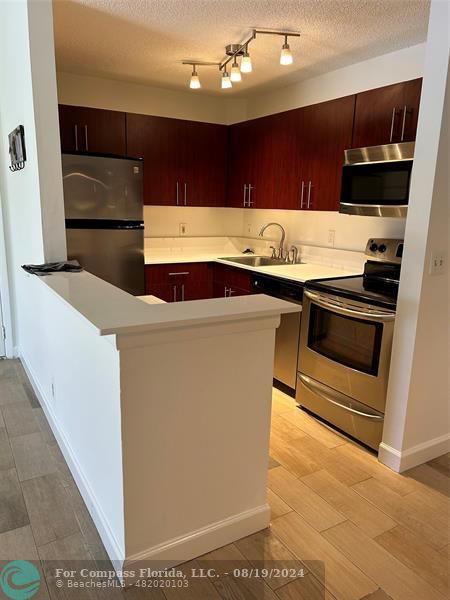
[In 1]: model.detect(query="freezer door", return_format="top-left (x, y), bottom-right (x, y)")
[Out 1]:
top-left (66, 227), bottom-right (145, 296)
top-left (62, 154), bottom-right (143, 221)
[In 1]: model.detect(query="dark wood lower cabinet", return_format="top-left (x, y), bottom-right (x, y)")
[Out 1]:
top-left (145, 262), bottom-right (254, 302)
top-left (145, 263), bottom-right (213, 302)
top-left (212, 264), bottom-right (253, 297)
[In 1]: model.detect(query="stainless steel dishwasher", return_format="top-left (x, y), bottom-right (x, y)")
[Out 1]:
top-left (252, 274), bottom-right (303, 397)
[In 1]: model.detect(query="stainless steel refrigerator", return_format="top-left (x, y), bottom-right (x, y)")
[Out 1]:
top-left (62, 153), bottom-right (145, 295)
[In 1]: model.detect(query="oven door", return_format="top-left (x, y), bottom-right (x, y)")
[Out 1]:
top-left (299, 290), bottom-right (395, 412)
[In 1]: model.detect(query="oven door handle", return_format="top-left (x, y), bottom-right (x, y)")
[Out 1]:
top-left (298, 374), bottom-right (384, 420)
top-left (304, 290), bottom-right (395, 322)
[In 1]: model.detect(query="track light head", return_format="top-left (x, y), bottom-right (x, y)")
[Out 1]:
top-left (221, 69), bottom-right (232, 89)
top-left (189, 65), bottom-right (201, 89)
top-left (240, 45), bottom-right (252, 73)
top-left (280, 36), bottom-right (293, 65)
top-left (230, 59), bottom-right (242, 82)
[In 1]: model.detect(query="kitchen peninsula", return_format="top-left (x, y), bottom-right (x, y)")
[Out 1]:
top-left (26, 267), bottom-right (300, 579)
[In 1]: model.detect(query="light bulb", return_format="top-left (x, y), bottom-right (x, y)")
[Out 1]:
top-left (280, 41), bottom-right (293, 66)
top-left (189, 67), bottom-right (201, 89)
top-left (221, 70), bottom-right (232, 89)
top-left (230, 59), bottom-right (242, 82)
top-left (241, 51), bottom-right (252, 73)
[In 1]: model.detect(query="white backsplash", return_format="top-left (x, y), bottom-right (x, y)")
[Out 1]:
top-left (144, 206), bottom-right (406, 270)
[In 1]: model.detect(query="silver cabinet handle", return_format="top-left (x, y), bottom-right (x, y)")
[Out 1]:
top-left (300, 181), bottom-right (305, 208)
top-left (168, 272), bottom-right (190, 276)
top-left (224, 286), bottom-right (229, 297)
top-left (298, 374), bottom-right (384, 420)
top-left (307, 181), bottom-right (312, 209)
top-left (248, 184), bottom-right (254, 206)
top-left (400, 105), bottom-right (409, 141)
top-left (74, 125), bottom-right (78, 151)
top-left (389, 106), bottom-right (397, 142)
top-left (176, 182), bottom-right (179, 206)
top-left (84, 125), bottom-right (89, 151)
top-left (243, 184), bottom-right (248, 207)
top-left (229, 289), bottom-right (235, 295)
top-left (304, 290), bottom-right (395, 321)
top-left (181, 283), bottom-right (185, 301)
top-left (184, 182), bottom-right (187, 206)
top-left (173, 285), bottom-right (177, 302)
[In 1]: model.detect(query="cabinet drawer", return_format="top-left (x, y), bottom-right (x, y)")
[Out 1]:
top-left (145, 263), bottom-right (211, 284)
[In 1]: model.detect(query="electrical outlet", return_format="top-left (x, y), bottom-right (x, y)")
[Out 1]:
top-left (246, 223), bottom-right (252, 235)
top-left (179, 223), bottom-right (187, 236)
top-left (327, 229), bottom-right (336, 247)
top-left (429, 251), bottom-right (446, 275)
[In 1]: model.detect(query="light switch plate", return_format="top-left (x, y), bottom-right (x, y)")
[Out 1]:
top-left (179, 223), bottom-right (187, 236)
top-left (327, 229), bottom-right (336, 247)
top-left (429, 251), bottom-right (446, 275)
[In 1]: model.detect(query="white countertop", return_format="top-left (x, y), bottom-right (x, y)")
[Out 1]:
top-left (145, 252), bottom-right (361, 283)
top-left (37, 270), bottom-right (300, 337)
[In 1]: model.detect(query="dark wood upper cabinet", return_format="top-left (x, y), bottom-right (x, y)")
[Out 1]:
top-left (298, 95), bottom-right (355, 211)
top-left (226, 120), bottom-right (258, 208)
top-left (58, 105), bottom-right (127, 155)
top-left (126, 113), bottom-right (227, 206)
top-left (58, 77), bottom-right (422, 214)
top-left (352, 78), bottom-right (422, 148)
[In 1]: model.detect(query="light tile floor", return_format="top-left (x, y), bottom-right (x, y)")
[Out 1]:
top-left (0, 360), bottom-right (448, 599)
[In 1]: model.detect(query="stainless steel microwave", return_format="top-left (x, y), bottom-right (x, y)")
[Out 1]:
top-left (340, 142), bottom-right (414, 217)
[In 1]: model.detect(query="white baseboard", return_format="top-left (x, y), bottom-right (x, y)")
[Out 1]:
top-left (379, 433), bottom-right (450, 472)
top-left (20, 354), bottom-right (125, 571)
top-left (123, 505), bottom-right (270, 583)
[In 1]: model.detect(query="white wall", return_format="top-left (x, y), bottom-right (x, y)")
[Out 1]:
top-left (243, 43), bottom-right (425, 121)
top-left (144, 206), bottom-right (244, 238)
top-left (0, 0), bottom-right (66, 356)
top-left (380, 0), bottom-right (450, 471)
top-left (57, 71), bottom-right (244, 125)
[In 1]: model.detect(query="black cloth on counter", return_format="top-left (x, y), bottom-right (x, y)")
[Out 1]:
top-left (22, 260), bottom-right (83, 276)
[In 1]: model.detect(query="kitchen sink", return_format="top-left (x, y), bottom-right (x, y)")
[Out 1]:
top-left (221, 256), bottom-right (289, 267)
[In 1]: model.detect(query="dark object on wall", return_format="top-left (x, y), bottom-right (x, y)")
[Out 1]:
top-left (8, 125), bottom-right (27, 172)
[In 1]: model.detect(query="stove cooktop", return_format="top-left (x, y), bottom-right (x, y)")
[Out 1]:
top-left (305, 275), bottom-right (398, 310)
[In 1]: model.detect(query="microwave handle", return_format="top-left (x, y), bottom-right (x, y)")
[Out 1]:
top-left (304, 290), bottom-right (395, 322)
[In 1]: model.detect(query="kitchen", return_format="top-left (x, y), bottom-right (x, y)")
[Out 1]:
top-left (59, 67), bottom-right (419, 450)
top-left (0, 1), bottom-right (448, 598)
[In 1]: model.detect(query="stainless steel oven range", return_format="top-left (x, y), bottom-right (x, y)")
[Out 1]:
top-left (297, 238), bottom-right (403, 451)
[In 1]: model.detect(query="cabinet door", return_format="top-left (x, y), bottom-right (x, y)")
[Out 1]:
top-left (127, 114), bottom-right (180, 206)
top-left (226, 121), bottom-right (255, 207)
top-left (58, 105), bottom-right (126, 155)
top-left (302, 96), bottom-right (355, 211)
top-left (213, 264), bottom-right (253, 293)
top-left (275, 108), bottom-right (305, 210)
top-left (180, 121), bottom-right (227, 207)
top-left (145, 263), bottom-right (213, 301)
top-left (352, 78), bottom-right (422, 148)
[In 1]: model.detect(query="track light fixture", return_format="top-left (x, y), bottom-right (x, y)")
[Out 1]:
top-left (183, 28), bottom-right (300, 91)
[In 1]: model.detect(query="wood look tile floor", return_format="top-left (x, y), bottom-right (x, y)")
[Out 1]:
top-left (0, 360), bottom-right (449, 599)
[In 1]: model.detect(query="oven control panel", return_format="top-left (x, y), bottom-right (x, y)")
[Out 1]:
top-left (365, 238), bottom-right (403, 264)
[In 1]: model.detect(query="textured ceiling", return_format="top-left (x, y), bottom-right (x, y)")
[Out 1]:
top-left (53, 0), bottom-right (430, 96)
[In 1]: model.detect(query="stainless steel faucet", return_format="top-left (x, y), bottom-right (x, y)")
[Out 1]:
top-left (259, 222), bottom-right (286, 259)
